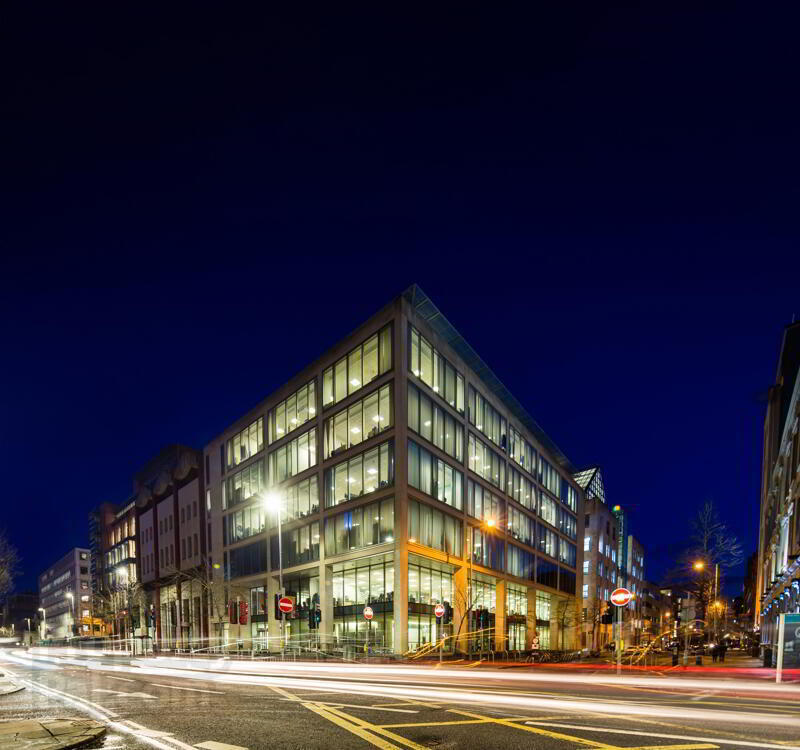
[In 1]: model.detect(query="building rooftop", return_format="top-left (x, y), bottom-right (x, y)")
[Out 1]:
top-left (403, 284), bottom-right (576, 473)
top-left (573, 466), bottom-right (606, 504)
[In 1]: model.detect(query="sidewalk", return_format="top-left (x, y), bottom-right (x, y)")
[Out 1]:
top-left (0, 674), bottom-right (23, 697)
top-left (0, 719), bottom-right (105, 749)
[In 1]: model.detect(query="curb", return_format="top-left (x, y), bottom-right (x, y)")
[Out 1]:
top-left (0, 718), bottom-right (106, 749)
top-left (0, 682), bottom-right (24, 697)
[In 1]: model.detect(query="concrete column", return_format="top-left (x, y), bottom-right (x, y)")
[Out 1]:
top-left (320, 563), bottom-right (334, 644)
top-left (526, 586), bottom-right (537, 649)
top-left (394, 540), bottom-right (409, 653)
top-left (453, 564), bottom-right (469, 654)
top-left (494, 578), bottom-right (506, 651)
top-left (393, 308), bottom-right (410, 654)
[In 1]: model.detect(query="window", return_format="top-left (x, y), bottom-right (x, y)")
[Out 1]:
top-left (469, 527), bottom-right (504, 571)
top-left (583, 560), bottom-right (589, 574)
top-left (323, 384), bottom-right (392, 459)
top-left (325, 497), bottom-right (395, 555)
top-left (408, 325), bottom-right (464, 413)
top-left (559, 540), bottom-right (577, 567)
top-left (224, 503), bottom-right (267, 545)
top-left (79, 552), bottom-right (88, 560)
top-left (323, 325), bottom-right (392, 408)
top-left (562, 480), bottom-right (578, 512)
top-left (228, 539), bottom-right (267, 578)
top-left (557, 507), bottom-right (577, 540)
top-left (408, 499), bottom-right (462, 555)
top-left (539, 492), bottom-right (557, 527)
top-left (224, 459), bottom-right (267, 510)
top-left (268, 381), bottom-right (316, 444)
top-left (536, 559), bottom-right (558, 589)
top-left (506, 544), bottom-right (534, 580)
top-left (270, 521), bottom-right (320, 568)
top-left (584, 535), bottom-right (590, 551)
top-left (268, 428), bottom-right (317, 484)
top-left (226, 417), bottom-right (265, 468)
top-left (582, 584), bottom-right (589, 598)
top-left (538, 456), bottom-right (560, 496)
top-left (507, 504), bottom-right (535, 546)
top-left (468, 433), bottom-right (505, 490)
top-left (275, 476), bottom-right (319, 523)
top-left (507, 467), bottom-right (536, 511)
top-left (467, 480), bottom-right (503, 524)
top-left (467, 385), bottom-right (506, 449)
top-left (559, 568), bottom-right (576, 595)
top-left (537, 524), bottom-right (557, 559)
top-left (407, 382), bottom-right (463, 461)
top-left (508, 425), bottom-right (537, 473)
top-left (325, 440), bottom-right (394, 508)
top-left (408, 440), bottom-right (463, 510)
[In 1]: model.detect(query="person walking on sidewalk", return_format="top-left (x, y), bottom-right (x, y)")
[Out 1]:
top-left (711, 643), bottom-right (718, 663)
top-left (719, 642), bottom-right (727, 663)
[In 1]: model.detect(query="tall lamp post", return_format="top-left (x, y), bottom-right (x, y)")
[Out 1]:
top-left (465, 517), bottom-right (496, 654)
top-left (38, 607), bottom-right (46, 641)
top-left (65, 592), bottom-right (74, 640)
top-left (262, 492), bottom-right (284, 657)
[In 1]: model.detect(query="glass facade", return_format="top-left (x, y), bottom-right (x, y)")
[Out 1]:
top-left (268, 380), bottom-right (316, 444)
top-left (325, 440), bottom-right (394, 507)
top-left (408, 325), bottom-right (465, 414)
top-left (332, 558), bottom-right (394, 649)
top-left (507, 467), bottom-right (536, 512)
top-left (325, 497), bottom-right (395, 555)
top-left (467, 480), bottom-right (503, 523)
top-left (270, 521), bottom-right (320, 568)
top-left (227, 417), bottom-right (264, 469)
top-left (224, 459), bottom-right (267, 510)
top-left (323, 325), bottom-right (392, 409)
top-left (408, 558), bottom-right (454, 651)
top-left (468, 385), bottom-right (506, 449)
top-left (468, 433), bottom-right (505, 490)
top-left (268, 428), bottom-right (317, 484)
top-left (408, 440), bottom-right (463, 510)
top-left (407, 499), bottom-right (462, 555)
top-left (323, 384), bottom-right (392, 459)
top-left (407, 382), bottom-right (464, 461)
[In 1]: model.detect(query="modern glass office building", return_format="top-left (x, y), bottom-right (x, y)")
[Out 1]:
top-left (205, 286), bottom-right (584, 653)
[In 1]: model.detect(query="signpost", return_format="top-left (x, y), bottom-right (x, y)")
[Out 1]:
top-left (435, 604), bottom-right (445, 661)
top-left (776, 613), bottom-right (800, 683)
top-left (278, 597), bottom-right (294, 614)
top-left (363, 606), bottom-right (374, 656)
top-left (610, 588), bottom-right (632, 676)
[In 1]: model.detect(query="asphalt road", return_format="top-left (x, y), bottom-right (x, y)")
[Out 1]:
top-left (2, 650), bottom-right (800, 750)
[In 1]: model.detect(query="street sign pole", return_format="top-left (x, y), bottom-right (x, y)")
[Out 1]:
top-left (616, 603), bottom-right (621, 676)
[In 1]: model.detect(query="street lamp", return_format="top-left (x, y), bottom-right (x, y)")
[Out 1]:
top-left (466, 517), bottom-right (499, 655)
top-left (38, 608), bottom-right (46, 640)
top-left (262, 491), bottom-right (284, 656)
top-left (65, 592), bottom-right (74, 640)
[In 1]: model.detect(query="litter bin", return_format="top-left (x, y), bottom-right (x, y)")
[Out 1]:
top-left (763, 647), bottom-right (772, 667)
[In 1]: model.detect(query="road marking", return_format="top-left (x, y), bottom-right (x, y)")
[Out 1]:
top-left (451, 709), bottom-right (617, 748)
top-left (691, 691), bottom-right (719, 702)
top-left (372, 700), bottom-right (441, 709)
top-left (107, 675), bottom-right (136, 682)
top-left (151, 683), bottom-right (225, 695)
top-left (93, 687), bottom-right (157, 699)
top-left (378, 714), bottom-right (581, 729)
top-left (316, 704), bottom-right (430, 750)
top-left (523, 722), bottom-right (799, 750)
top-left (195, 743), bottom-right (248, 750)
top-left (303, 702), bottom-right (402, 750)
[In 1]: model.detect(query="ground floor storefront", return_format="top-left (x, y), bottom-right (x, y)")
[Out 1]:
top-left (221, 548), bottom-right (578, 654)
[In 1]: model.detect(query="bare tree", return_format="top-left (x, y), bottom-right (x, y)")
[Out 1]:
top-left (665, 500), bottom-right (743, 623)
top-left (584, 596), bottom-right (606, 651)
top-left (555, 597), bottom-right (582, 650)
top-left (0, 529), bottom-right (20, 599)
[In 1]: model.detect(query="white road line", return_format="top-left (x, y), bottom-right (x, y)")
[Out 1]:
top-left (523, 721), bottom-right (800, 750)
top-left (93, 687), bottom-right (157, 699)
top-left (151, 683), bottom-right (225, 695)
top-left (195, 742), bottom-right (248, 750)
top-left (107, 675), bottom-right (136, 682)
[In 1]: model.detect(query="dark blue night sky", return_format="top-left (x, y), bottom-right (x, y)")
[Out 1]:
top-left (2, 4), bottom-right (798, 595)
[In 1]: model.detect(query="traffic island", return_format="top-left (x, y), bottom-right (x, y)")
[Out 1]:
top-left (0, 719), bottom-right (106, 749)
top-left (0, 675), bottom-right (23, 696)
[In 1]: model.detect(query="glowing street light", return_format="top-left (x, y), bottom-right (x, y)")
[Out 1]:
top-left (693, 561), bottom-right (705, 571)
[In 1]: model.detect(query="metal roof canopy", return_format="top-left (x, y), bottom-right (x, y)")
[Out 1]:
top-left (403, 284), bottom-right (576, 474)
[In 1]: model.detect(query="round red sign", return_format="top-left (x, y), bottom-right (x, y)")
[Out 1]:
top-left (278, 596), bottom-right (294, 614)
top-left (610, 588), bottom-right (633, 606)
top-left (363, 606), bottom-right (374, 621)
top-left (434, 603), bottom-right (445, 618)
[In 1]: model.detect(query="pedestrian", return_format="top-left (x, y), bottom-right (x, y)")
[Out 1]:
top-left (711, 644), bottom-right (718, 663)
top-left (719, 643), bottom-right (726, 663)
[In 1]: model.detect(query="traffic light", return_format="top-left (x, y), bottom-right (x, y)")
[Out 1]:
top-left (315, 603), bottom-right (321, 626)
top-left (444, 603), bottom-right (452, 625)
top-left (308, 607), bottom-right (316, 630)
top-left (229, 603), bottom-right (238, 625)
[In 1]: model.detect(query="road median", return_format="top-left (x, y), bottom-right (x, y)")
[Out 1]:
top-left (0, 719), bottom-right (105, 749)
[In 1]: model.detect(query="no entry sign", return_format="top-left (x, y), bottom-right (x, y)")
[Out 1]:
top-left (434, 603), bottom-right (445, 619)
top-left (278, 596), bottom-right (294, 614)
top-left (610, 588), bottom-right (633, 606)
top-left (363, 606), bottom-right (374, 620)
